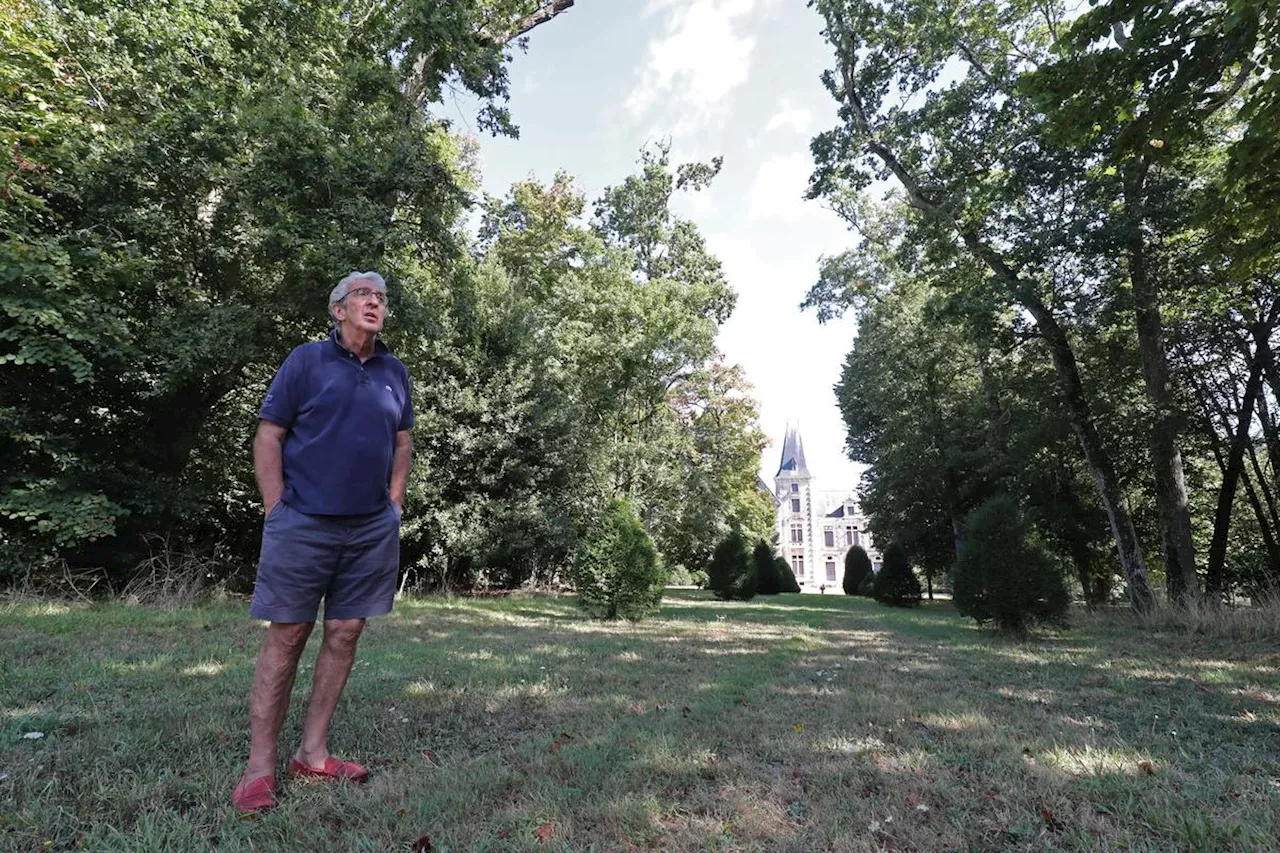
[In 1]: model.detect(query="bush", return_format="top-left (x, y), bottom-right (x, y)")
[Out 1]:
top-left (857, 573), bottom-right (876, 597)
top-left (570, 499), bottom-right (666, 620)
top-left (753, 541), bottom-right (780, 594)
top-left (666, 564), bottom-right (708, 587)
top-left (843, 545), bottom-right (872, 595)
top-left (873, 543), bottom-right (922, 607)
top-left (775, 557), bottom-right (801, 593)
top-left (953, 495), bottom-right (1069, 634)
top-left (707, 529), bottom-right (757, 600)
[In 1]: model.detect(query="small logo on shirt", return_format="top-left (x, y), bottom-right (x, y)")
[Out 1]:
top-left (385, 385), bottom-right (393, 393)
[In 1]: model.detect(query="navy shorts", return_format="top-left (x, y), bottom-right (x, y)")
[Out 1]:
top-left (249, 502), bottom-right (401, 623)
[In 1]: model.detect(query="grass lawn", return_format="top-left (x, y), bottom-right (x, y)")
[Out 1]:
top-left (2, 591), bottom-right (1279, 852)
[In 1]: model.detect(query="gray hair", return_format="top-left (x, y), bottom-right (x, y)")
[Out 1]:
top-left (328, 271), bottom-right (386, 318)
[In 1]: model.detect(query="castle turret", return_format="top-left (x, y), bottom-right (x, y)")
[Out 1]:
top-left (774, 424), bottom-right (817, 586)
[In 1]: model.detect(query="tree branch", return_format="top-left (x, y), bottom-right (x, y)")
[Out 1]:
top-left (511, 0), bottom-right (575, 40)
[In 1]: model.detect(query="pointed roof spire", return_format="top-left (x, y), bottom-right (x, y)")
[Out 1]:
top-left (775, 423), bottom-right (811, 478)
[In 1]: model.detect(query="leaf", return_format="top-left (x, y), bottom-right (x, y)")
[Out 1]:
top-left (412, 835), bottom-right (433, 853)
top-left (534, 821), bottom-right (555, 843)
top-left (1138, 760), bottom-right (1155, 775)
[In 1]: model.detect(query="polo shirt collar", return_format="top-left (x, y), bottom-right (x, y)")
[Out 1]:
top-left (329, 327), bottom-right (391, 358)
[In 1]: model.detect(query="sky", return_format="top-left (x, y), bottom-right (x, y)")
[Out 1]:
top-left (453, 0), bottom-right (865, 497)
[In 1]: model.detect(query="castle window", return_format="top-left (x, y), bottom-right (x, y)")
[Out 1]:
top-left (790, 483), bottom-right (799, 494)
top-left (790, 525), bottom-right (804, 543)
top-left (853, 531), bottom-right (861, 547)
top-left (823, 530), bottom-right (834, 547)
top-left (791, 555), bottom-right (804, 575)
top-left (791, 498), bottom-right (801, 513)
top-left (844, 528), bottom-right (853, 546)
top-left (826, 561), bottom-right (837, 581)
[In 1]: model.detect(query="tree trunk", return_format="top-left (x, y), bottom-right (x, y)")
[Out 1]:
top-left (1239, 468), bottom-right (1280, 580)
top-left (1205, 302), bottom-right (1280, 596)
top-left (1124, 166), bottom-right (1198, 603)
top-left (1204, 338), bottom-right (1266, 597)
top-left (1020, 297), bottom-right (1155, 612)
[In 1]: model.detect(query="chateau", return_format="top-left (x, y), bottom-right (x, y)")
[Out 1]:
top-left (769, 425), bottom-right (881, 592)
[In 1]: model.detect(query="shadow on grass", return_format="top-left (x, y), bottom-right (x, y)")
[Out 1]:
top-left (2, 592), bottom-right (1279, 852)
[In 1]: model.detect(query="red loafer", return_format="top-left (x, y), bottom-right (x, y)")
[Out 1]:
top-left (287, 756), bottom-right (369, 783)
top-left (232, 773), bottom-right (277, 813)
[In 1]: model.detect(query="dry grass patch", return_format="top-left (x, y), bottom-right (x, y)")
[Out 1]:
top-left (2, 592), bottom-right (1279, 851)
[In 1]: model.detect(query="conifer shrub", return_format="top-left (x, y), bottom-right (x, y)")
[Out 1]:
top-left (843, 545), bottom-right (873, 595)
top-left (570, 499), bottom-right (666, 620)
top-left (873, 543), bottom-right (922, 607)
top-left (857, 573), bottom-right (876, 597)
top-left (753, 540), bottom-right (781, 595)
top-left (707, 529), bottom-right (757, 600)
top-left (953, 495), bottom-right (1070, 634)
top-left (775, 557), bottom-right (801, 593)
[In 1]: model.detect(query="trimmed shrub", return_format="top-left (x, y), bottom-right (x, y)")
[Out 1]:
top-left (953, 495), bottom-right (1070, 634)
top-left (843, 545), bottom-right (872, 595)
top-left (753, 540), bottom-right (781, 595)
top-left (775, 557), bottom-right (801, 593)
top-left (707, 529), bottom-right (757, 600)
top-left (570, 499), bottom-right (666, 620)
top-left (873, 543), bottom-right (922, 607)
top-left (857, 573), bottom-right (876, 597)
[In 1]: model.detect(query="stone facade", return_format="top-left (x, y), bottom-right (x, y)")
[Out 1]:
top-left (771, 425), bottom-right (881, 593)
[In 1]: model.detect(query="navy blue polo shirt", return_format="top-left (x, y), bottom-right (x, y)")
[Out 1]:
top-left (259, 329), bottom-right (414, 516)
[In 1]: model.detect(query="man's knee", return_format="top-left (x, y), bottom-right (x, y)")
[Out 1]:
top-left (267, 621), bottom-right (315, 656)
top-left (322, 618), bottom-right (365, 651)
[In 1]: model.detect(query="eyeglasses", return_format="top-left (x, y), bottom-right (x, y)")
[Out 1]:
top-left (346, 286), bottom-right (387, 306)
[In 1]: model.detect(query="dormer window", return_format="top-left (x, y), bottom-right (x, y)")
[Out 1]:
top-left (790, 483), bottom-right (799, 494)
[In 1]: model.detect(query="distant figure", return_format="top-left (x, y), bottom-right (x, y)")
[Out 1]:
top-left (232, 271), bottom-right (414, 813)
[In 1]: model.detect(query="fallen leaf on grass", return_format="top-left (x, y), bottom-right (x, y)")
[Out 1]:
top-left (1138, 760), bottom-right (1155, 775)
top-left (793, 723), bottom-right (803, 733)
top-left (907, 792), bottom-right (920, 808)
top-left (535, 821), bottom-right (555, 843)
top-left (412, 835), bottom-right (433, 853)
top-left (1041, 808), bottom-right (1062, 831)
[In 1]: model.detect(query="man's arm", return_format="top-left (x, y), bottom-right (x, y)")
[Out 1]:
top-left (390, 430), bottom-right (412, 511)
top-left (254, 420), bottom-right (288, 514)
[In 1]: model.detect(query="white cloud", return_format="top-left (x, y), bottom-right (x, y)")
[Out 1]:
top-left (747, 152), bottom-right (818, 223)
top-left (625, 0), bottom-right (759, 133)
top-left (765, 99), bottom-right (813, 134)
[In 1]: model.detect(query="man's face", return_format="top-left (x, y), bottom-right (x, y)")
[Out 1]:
top-left (335, 280), bottom-right (386, 335)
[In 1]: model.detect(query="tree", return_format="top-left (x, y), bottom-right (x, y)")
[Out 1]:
top-left (843, 545), bottom-right (872, 596)
top-left (775, 557), bottom-right (801, 594)
top-left (753, 540), bottom-right (782, 595)
top-left (569, 499), bottom-right (666, 621)
top-left (809, 0), bottom-right (1161, 611)
top-left (706, 529), bottom-right (756, 601)
top-left (872, 543), bottom-right (921, 607)
top-left (953, 495), bottom-right (1070, 635)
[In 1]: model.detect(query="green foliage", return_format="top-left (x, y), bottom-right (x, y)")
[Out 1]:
top-left (0, 2), bottom-right (769, 594)
top-left (775, 557), bottom-right (801, 594)
top-left (843, 545), bottom-right (872, 596)
top-left (873, 544), bottom-right (922, 608)
top-left (753, 540), bottom-right (780, 595)
top-left (665, 564), bottom-right (708, 587)
top-left (857, 573), bottom-right (876, 597)
top-left (953, 495), bottom-right (1070, 635)
top-left (569, 499), bottom-right (666, 621)
top-left (706, 529), bottom-right (756, 601)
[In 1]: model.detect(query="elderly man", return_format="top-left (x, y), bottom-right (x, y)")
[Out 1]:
top-left (232, 271), bottom-right (414, 813)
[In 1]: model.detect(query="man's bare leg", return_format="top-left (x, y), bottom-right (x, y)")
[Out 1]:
top-left (241, 621), bottom-right (314, 781)
top-left (293, 617), bottom-right (365, 767)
